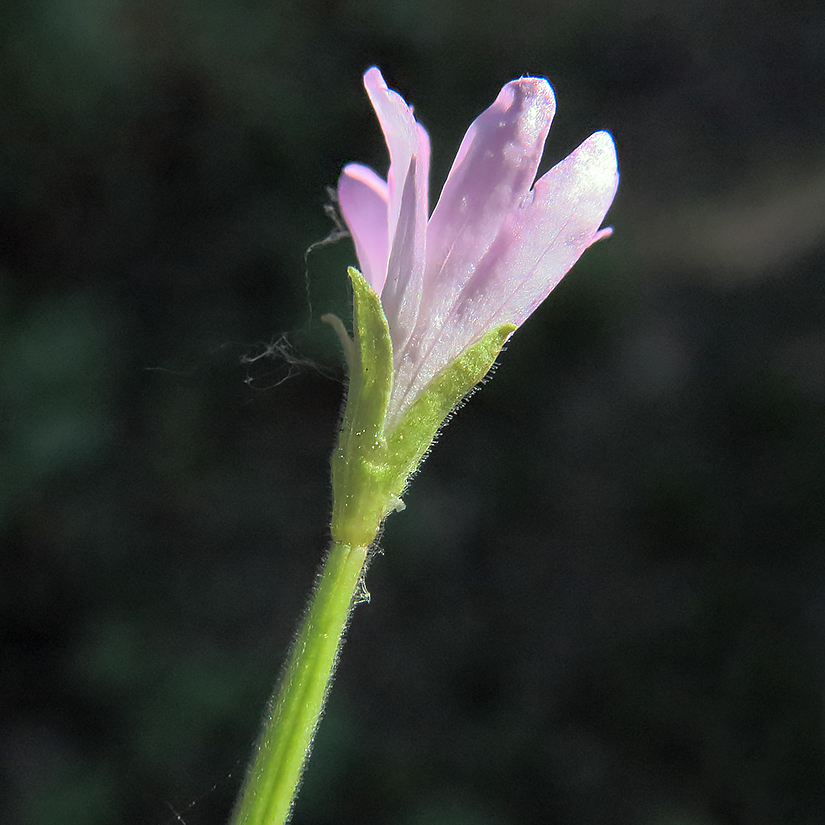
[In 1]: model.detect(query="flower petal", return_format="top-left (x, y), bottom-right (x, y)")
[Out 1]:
top-left (382, 156), bottom-right (423, 358)
top-left (392, 130), bottom-right (618, 417)
top-left (390, 78), bottom-right (556, 417)
top-left (449, 130), bottom-right (619, 341)
top-left (478, 129), bottom-right (620, 329)
top-left (358, 70), bottom-right (431, 359)
top-left (338, 163), bottom-right (389, 292)
top-left (363, 68), bottom-right (422, 255)
top-left (424, 78), bottom-right (556, 313)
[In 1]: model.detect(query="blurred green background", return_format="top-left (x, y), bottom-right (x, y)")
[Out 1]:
top-left (2, 1), bottom-right (824, 824)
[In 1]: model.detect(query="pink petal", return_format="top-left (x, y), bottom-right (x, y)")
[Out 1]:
top-left (389, 77), bottom-right (557, 419)
top-left (338, 163), bottom-right (389, 292)
top-left (348, 70), bottom-right (431, 353)
top-left (381, 156), bottom-right (426, 357)
top-left (391, 130), bottom-right (618, 418)
top-left (423, 78), bottom-right (556, 315)
top-left (360, 70), bottom-right (431, 363)
top-left (482, 129), bottom-right (620, 329)
top-left (383, 122), bottom-right (430, 355)
top-left (363, 68), bottom-right (422, 258)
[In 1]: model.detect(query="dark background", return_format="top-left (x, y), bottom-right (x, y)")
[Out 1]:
top-left (2, 1), bottom-right (824, 824)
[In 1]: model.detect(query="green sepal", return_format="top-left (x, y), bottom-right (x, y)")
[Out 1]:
top-left (326, 267), bottom-right (515, 547)
top-left (382, 323), bottom-right (515, 498)
top-left (327, 268), bottom-right (395, 548)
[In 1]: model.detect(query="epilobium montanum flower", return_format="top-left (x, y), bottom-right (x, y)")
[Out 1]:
top-left (231, 70), bottom-right (619, 825)
top-left (326, 67), bottom-right (619, 547)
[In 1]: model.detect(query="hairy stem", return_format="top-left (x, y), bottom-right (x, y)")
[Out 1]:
top-left (230, 542), bottom-right (370, 825)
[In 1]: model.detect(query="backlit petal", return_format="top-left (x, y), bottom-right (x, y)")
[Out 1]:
top-left (363, 68), bottom-right (420, 254)
top-left (338, 163), bottom-right (389, 292)
top-left (392, 131), bottom-right (618, 416)
top-left (455, 130), bottom-right (620, 333)
top-left (424, 78), bottom-right (556, 316)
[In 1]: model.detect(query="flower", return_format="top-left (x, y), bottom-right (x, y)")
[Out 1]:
top-left (338, 67), bottom-right (618, 426)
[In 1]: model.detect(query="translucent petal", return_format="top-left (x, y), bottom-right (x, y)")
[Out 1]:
top-left (363, 68), bottom-right (420, 253)
top-left (394, 131), bottom-right (618, 416)
top-left (338, 163), bottom-right (389, 292)
top-left (481, 130), bottom-right (620, 329)
top-left (392, 78), bottom-right (557, 417)
top-left (382, 157), bottom-right (420, 353)
top-left (423, 78), bottom-right (556, 318)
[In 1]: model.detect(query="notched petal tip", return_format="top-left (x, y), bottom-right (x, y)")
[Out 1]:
top-left (495, 76), bottom-right (556, 137)
top-left (507, 80), bottom-right (554, 165)
top-left (507, 76), bottom-right (555, 106)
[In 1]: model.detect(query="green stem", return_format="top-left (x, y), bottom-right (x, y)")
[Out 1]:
top-left (230, 541), bottom-right (370, 825)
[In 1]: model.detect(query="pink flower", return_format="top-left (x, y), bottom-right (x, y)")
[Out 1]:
top-left (338, 67), bottom-right (618, 425)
